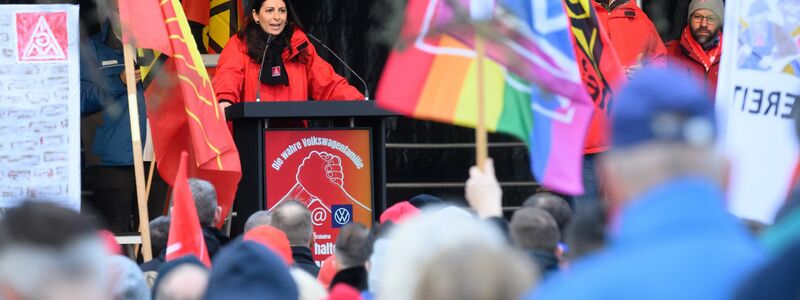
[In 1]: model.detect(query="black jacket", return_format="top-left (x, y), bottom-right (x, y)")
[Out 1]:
top-left (291, 246), bottom-right (320, 277)
top-left (203, 226), bottom-right (231, 259)
top-left (527, 250), bottom-right (559, 277)
top-left (330, 266), bottom-right (368, 291)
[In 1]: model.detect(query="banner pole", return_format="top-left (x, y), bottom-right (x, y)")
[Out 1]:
top-left (122, 43), bottom-right (153, 261)
top-left (475, 36), bottom-right (488, 170)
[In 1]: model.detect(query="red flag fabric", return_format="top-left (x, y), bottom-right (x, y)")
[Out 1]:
top-left (563, 0), bottom-right (627, 154)
top-left (119, 0), bottom-right (242, 227)
top-left (166, 152), bottom-right (211, 266)
top-left (181, 0), bottom-right (210, 26)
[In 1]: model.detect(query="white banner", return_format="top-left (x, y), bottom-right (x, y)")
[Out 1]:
top-left (0, 5), bottom-right (81, 211)
top-left (716, 0), bottom-right (800, 223)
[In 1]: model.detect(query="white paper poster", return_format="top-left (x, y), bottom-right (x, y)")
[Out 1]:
top-left (0, 5), bottom-right (80, 211)
top-left (716, 0), bottom-right (800, 223)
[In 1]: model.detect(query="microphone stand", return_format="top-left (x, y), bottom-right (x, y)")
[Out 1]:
top-left (255, 34), bottom-right (275, 102)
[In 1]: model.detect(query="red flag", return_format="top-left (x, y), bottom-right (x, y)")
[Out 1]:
top-left (119, 0), bottom-right (242, 227)
top-left (563, 0), bottom-right (627, 154)
top-left (181, 0), bottom-right (210, 26)
top-left (166, 151), bottom-right (211, 266)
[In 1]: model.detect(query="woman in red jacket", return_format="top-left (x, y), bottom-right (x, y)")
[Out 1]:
top-left (213, 0), bottom-right (364, 111)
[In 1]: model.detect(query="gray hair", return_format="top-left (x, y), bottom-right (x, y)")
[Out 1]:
top-left (600, 142), bottom-right (726, 198)
top-left (108, 255), bottom-right (150, 300)
top-left (244, 210), bottom-right (272, 233)
top-left (510, 208), bottom-right (560, 253)
top-left (375, 206), bottom-right (535, 300)
top-left (271, 201), bottom-right (313, 246)
top-left (188, 178), bottom-right (218, 227)
top-left (0, 201), bottom-right (107, 300)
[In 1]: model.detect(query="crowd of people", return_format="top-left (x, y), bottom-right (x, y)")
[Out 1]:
top-left (6, 0), bottom-right (798, 299)
top-left (3, 66), bottom-right (799, 299)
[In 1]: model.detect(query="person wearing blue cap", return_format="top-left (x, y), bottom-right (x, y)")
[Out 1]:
top-left (204, 240), bottom-right (299, 300)
top-left (526, 68), bottom-right (765, 300)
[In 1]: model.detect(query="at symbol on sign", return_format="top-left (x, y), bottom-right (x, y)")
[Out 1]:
top-left (311, 207), bottom-right (327, 226)
top-left (334, 208), bottom-right (351, 224)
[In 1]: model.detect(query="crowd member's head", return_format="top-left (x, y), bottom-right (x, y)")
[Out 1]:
top-left (688, 0), bottom-right (724, 46)
top-left (522, 193), bottom-right (572, 234)
top-left (414, 243), bottom-right (536, 300)
top-left (408, 194), bottom-right (444, 209)
top-left (271, 200), bottom-right (313, 247)
top-left (289, 268), bottom-right (328, 300)
top-left (375, 208), bottom-right (537, 300)
top-left (379, 201), bottom-right (420, 224)
top-left (152, 256), bottom-right (208, 300)
top-left (244, 210), bottom-right (272, 233)
top-left (150, 216), bottom-right (170, 256)
top-left (335, 223), bottom-right (370, 270)
top-left (564, 203), bottom-right (607, 261)
top-left (510, 208), bottom-right (560, 254)
top-left (107, 255), bottom-right (149, 300)
top-left (205, 241), bottom-right (298, 299)
top-left (243, 225), bottom-right (294, 265)
top-left (0, 201), bottom-right (107, 300)
top-left (187, 178), bottom-right (221, 227)
top-left (599, 68), bottom-right (722, 212)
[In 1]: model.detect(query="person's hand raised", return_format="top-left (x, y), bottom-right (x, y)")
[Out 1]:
top-left (465, 158), bottom-right (503, 219)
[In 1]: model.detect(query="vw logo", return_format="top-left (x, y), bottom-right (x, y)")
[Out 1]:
top-left (334, 207), bottom-right (351, 225)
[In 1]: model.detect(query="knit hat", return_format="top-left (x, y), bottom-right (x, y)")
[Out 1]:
top-left (379, 201), bottom-right (420, 224)
top-left (243, 225), bottom-right (295, 265)
top-left (204, 240), bottom-right (298, 300)
top-left (317, 255), bottom-right (338, 289)
top-left (688, 0), bottom-right (725, 25)
top-left (612, 67), bottom-right (715, 148)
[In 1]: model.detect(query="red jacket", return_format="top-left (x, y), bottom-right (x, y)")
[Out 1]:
top-left (213, 27), bottom-right (364, 103)
top-left (665, 26), bottom-right (722, 100)
top-left (593, 0), bottom-right (667, 68)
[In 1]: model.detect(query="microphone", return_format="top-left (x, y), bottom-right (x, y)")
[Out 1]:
top-left (306, 32), bottom-right (370, 100)
top-left (255, 34), bottom-right (275, 103)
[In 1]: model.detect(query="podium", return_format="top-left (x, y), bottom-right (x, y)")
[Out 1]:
top-left (225, 101), bottom-right (395, 236)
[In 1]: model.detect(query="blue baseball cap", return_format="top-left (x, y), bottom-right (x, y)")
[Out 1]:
top-left (611, 67), bottom-right (716, 148)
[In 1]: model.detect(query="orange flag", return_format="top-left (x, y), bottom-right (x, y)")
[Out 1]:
top-left (119, 0), bottom-right (242, 227)
top-left (166, 151), bottom-right (211, 266)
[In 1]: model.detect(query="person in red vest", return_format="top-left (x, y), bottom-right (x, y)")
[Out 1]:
top-left (665, 0), bottom-right (724, 100)
top-left (593, 0), bottom-right (667, 78)
top-left (213, 0), bottom-right (364, 110)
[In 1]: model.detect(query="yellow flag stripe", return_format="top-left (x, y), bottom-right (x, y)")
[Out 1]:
top-left (185, 106), bottom-right (225, 170)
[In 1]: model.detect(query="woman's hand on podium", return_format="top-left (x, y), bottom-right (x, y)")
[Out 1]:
top-left (218, 101), bottom-right (232, 120)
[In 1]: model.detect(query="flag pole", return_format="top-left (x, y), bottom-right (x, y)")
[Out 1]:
top-left (122, 43), bottom-right (153, 261)
top-left (475, 36), bottom-right (488, 170)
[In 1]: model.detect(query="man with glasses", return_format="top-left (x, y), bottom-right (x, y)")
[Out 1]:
top-left (665, 0), bottom-right (725, 99)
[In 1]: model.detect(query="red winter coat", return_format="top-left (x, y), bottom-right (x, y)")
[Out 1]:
top-left (593, 0), bottom-right (667, 68)
top-left (213, 27), bottom-right (364, 103)
top-left (665, 26), bottom-right (722, 100)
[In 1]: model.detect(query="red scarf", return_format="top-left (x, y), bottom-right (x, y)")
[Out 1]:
top-left (680, 26), bottom-right (722, 71)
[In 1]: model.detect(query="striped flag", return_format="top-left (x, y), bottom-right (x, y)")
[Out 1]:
top-left (119, 0), bottom-right (242, 227)
top-left (376, 0), bottom-right (594, 195)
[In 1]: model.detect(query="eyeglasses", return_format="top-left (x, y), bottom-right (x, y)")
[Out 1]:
top-left (691, 14), bottom-right (718, 25)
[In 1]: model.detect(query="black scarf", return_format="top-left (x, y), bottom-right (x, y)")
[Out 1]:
top-left (260, 27), bottom-right (294, 86)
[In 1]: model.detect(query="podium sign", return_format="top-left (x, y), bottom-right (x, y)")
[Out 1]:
top-left (264, 129), bottom-right (373, 263)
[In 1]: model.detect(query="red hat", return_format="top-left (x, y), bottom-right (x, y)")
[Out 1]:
top-left (327, 283), bottom-right (363, 300)
top-left (317, 255), bottom-right (337, 289)
top-left (243, 225), bottom-right (294, 265)
top-left (379, 201), bottom-right (420, 224)
top-left (98, 229), bottom-right (122, 255)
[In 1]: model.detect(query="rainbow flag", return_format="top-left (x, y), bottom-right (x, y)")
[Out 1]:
top-left (376, 0), bottom-right (594, 195)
